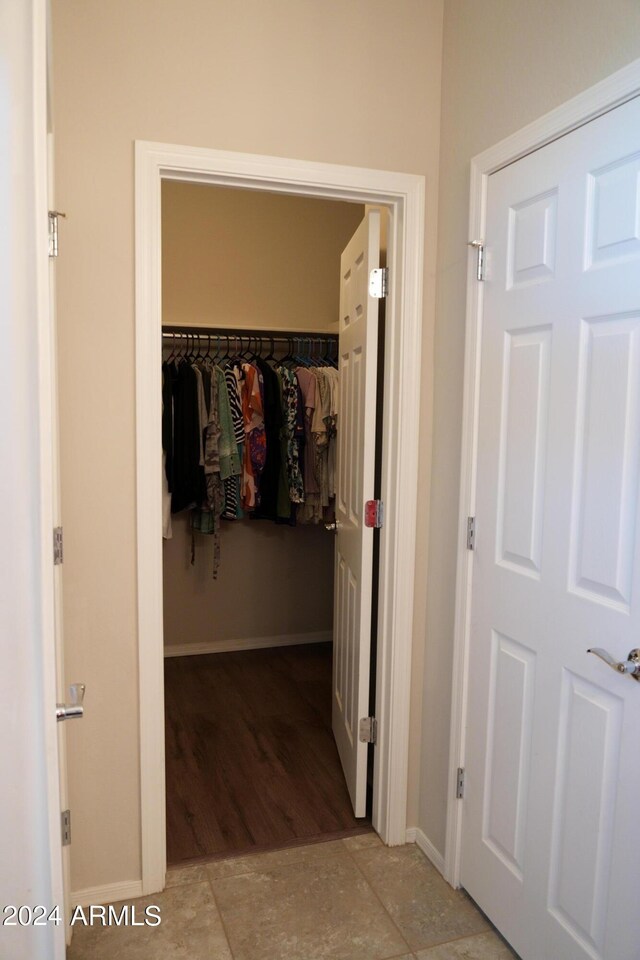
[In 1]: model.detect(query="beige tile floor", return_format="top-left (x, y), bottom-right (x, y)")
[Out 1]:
top-left (68, 835), bottom-right (519, 960)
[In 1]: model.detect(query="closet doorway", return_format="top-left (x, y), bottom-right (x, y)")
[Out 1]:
top-left (135, 142), bottom-right (425, 894)
top-left (161, 184), bottom-right (375, 862)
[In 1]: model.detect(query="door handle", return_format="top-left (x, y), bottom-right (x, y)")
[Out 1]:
top-left (587, 648), bottom-right (640, 682)
top-left (325, 521), bottom-right (341, 533)
top-left (56, 683), bottom-right (86, 721)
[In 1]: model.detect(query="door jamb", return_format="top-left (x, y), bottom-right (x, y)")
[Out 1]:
top-left (445, 57), bottom-right (640, 888)
top-left (134, 142), bottom-right (425, 893)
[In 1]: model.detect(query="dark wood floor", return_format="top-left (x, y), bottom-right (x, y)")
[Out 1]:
top-left (164, 642), bottom-right (370, 865)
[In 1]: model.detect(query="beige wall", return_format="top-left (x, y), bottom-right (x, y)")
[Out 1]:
top-left (52, 0), bottom-right (443, 891)
top-left (163, 181), bottom-right (363, 331)
top-left (421, 1), bottom-right (640, 856)
top-left (164, 519), bottom-right (334, 646)
top-left (162, 184), bottom-right (362, 648)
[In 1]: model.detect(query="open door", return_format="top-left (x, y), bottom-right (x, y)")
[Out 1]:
top-left (48, 134), bottom-right (74, 943)
top-left (332, 210), bottom-right (380, 817)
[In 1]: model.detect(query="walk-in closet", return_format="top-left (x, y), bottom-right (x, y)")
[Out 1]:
top-left (161, 182), bottom-right (382, 865)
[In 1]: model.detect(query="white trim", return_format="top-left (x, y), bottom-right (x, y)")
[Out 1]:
top-left (164, 630), bottom-right (332, 658)
top-left (407, 827), bottom-right (446, 877)
top-left (445, 57), bottom-right (640, 888)
top-left (35, 2), bottom-right (66, 956)
top-left (72, 880), bottom-right (144, 908)
top-left (135, 142), bottom-right (425, 893)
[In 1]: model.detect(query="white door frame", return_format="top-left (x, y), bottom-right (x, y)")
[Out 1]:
top-left (1, 0), bottom-right (65, 956)
top-left (134, 141), bottom-right (425, 893)
top-left (445, 57), bottom-right (640, 888)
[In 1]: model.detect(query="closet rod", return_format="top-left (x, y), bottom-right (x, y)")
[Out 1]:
top-left (162, 325), bottom-right (338, 341)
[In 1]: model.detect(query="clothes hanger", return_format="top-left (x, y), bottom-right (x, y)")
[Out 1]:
top-left (240, 337), bottom-right (253, 363)
top-left (306, 338), bottom-right (317, 366)
top-left (217, 335), bottom-right (229, 363)
top-left (280, 337), bottom-right (293, 367)
top-left (165, 331), bottom-right (177, 363)
top-left (264, 336), bottom-right (276, 364)
top-left (294, 337), bottom-right (308, 367)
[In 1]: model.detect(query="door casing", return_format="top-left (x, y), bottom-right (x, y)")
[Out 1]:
top-left (446, 55), bottom-right (640, 888)
top-left (3, 0), bottom-right (66, 956)
top-left (134, 142), bottom-right (425, 893)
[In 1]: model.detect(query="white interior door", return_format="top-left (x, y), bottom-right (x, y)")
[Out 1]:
top-left (462, 95), bottom-right (640, 960)
top-left (332, 210), bottom-right (380, 817)
top-left (1, 2), bottom-right (65, 957)
top-left (48, 132), bottom-right (73, 942)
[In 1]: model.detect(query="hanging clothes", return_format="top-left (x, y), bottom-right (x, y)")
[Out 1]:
top-left (222, 362), bottom-right (245, 520)
top-left (240, 361), bottom-right (266, 511)
top-left (251, 357), bottom-right (283, 521)
top-left (162, 330), bottom-right (339, 574)
top-left (191, 366), bottom-right (225, 576)
top-left (170, 360), bottom-right (206, 514)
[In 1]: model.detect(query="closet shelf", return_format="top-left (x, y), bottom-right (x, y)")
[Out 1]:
top-left (162, 324), bottom-right (338, 343)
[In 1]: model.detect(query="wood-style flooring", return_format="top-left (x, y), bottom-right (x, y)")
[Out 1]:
top-left (164, 642), bottom-right (370, 864)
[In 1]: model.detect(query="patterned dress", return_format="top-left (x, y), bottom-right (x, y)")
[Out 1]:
top-left (278, 366), bottom-right (305, 504)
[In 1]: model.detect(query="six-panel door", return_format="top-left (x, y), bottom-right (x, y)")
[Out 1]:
top-left (463, 96), bottom-right (640, 960)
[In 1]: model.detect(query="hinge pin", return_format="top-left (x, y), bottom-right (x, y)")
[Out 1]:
top-left (466, 517), bottom-right (475, 551)
top-left (53, 527), bottom-right (64, 565)
top-left (48, 210), bottom-right (67, 259)
top-left (359, 717), bottom-right (378, 744)
top-left (369, 267), bottom-right (388, 299)
top-left (61, 809), bottom-right (71, 846)
top-left (468, 240), bottom-right (485, 281)
top-left (365, 500), bottom-right (384, 529)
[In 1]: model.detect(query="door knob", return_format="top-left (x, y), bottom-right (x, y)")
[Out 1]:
top-left (325, 521), bottom-right (341, 533)
top-left (587, 648), bottom-right (640, 682)
top-left (56, 682), bottom-right (86, 721)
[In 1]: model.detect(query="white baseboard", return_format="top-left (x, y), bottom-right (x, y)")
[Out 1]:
top-left (71, 879), bottom-right (144, 908)
top-left (406, 827), bottom-right (446, 878)
top-left (164, 629), bottom-right (332, 658)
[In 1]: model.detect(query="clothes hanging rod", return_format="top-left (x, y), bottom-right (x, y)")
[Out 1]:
top-left (162, 325), bottom-right (338, 340)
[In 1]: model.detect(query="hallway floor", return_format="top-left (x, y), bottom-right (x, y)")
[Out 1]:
top-left (67, 834), bottom-right (518, 960)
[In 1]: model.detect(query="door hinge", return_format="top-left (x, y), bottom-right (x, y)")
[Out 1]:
top-left (468, 240), bottom-right (485, 281)
top-left (359, 716), bottom-right (378, 744)
top-left (53, 526), bottom-right (64, 565)
top-left (466, 516), bottom-right (475, 551)
top-left (369, 267), bottom-right (388, 299)
top-left (365, 499), bottom-right (384, 529)
top-left (456, 767), bottom-right (465, 799)
top-left (61, 809), bottom-right (71, 846)
top-left (48, 210), bottom-right (66, 258)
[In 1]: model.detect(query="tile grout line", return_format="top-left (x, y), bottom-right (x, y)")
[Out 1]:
top-left (341, 840), bottom-right (500, 957)
top-left (180, 839), bottom-right (502, 960)
top-left (340, 840), bottom-right (414, 958)
top-left (206, 840), bottom-right (412, 960)
top-left (414, 929), bottom-right (495, 952)
top-left (164, 875), bottom-right (211, 891)
top-left (204, 873), bottom-right (237, 960)
top-left (202, 849), bottom-right (362, 960)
